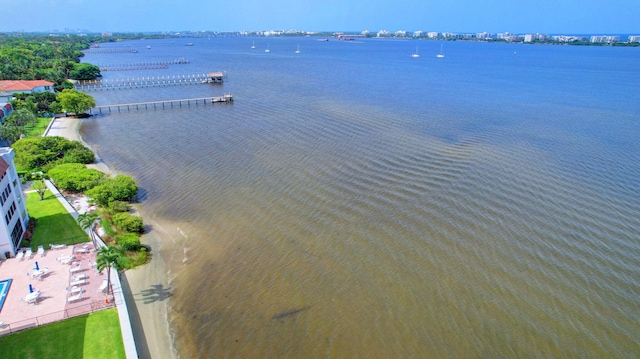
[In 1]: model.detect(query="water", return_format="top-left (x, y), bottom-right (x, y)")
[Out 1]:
top-left (80, 37), bottom-right (640, 358)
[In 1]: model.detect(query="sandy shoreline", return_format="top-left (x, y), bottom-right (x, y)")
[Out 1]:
top-left (45, 116), bottom-right (177, 359)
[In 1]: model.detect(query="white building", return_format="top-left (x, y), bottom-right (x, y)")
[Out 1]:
top-left (413, 31), bottom-right (423, 38)
top-left (629, 36), bottom-right (640, 43)
top-left (427, 32), bottom-right (439, 39)
top-left (0, 148), bottom-right (29, 259)
top-left (524, 34), bottom-right (534, 42)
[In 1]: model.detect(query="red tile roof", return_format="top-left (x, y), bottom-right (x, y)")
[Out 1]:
top-left (0, 80), bottom-right (54, 92)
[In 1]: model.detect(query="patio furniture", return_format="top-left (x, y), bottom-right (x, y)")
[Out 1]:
top-left (73, 246), bottom-right (89, 253)
top-left (69, 279), bottom-right (87, 287)
top-left (72, 273), bottom-right (88, 281)
top-left (56, 254), bottom-right (73, 262)
top-left (60, 257), bottom-right (75, 265)
top-left (67, 286), bottom-right (83, 295)
top-left (50, 243), bottom-right (67, 250)
top-left (98, 278), bottom-right (109, 293)
top-left (16, 250), bottom-right (24, 261)
top-left (67, 291), bottom-right (83, 303)
top-left (69, 266), bottom-right (83, 274)
top-left (37, 245), bottom-right (45, 257)
top-left (25, 248), bottom-right (33, 259)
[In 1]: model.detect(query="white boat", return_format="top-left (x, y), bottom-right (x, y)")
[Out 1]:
top-left (295, 44), bottom-right (301, 54)
top-left (411, 46), bottom-right (419, 58)
top-left (251, 41), bottom-right (255, 49)
top-left (436, 44), bottom-right (445, 58)
top-left (265, 43), bottom-right (271, 53)
top-left (146, 45), bottom-right (151, 49)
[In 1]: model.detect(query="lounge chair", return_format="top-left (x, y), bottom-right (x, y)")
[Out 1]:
top-left (97, 278), bottom-right (109, 293)
top-left (16, 250), bottom-right (24, 261)
top-left (67, 286), bottom-right (83, 295)
top-left (25, 248), bottom-right (33, 258)
top-left (72, 273), bottom-right (88, 281)
top-left (37, 245), bottom-right (45, 257)
top-left (50, 243), bottom-right (67, 250)
top-left (69, 279), bottom-right (87, 287)
top-left (69, 266), bottom-right (83, 274)
top-left (67, 291), bottom-right (83, 303)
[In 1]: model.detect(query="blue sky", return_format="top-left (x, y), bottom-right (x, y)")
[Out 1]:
top-left (2, 0), bottom-right (638, 34)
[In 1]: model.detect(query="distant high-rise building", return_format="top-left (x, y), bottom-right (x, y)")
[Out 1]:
top-left (628, 36), bottom-right (640, 43)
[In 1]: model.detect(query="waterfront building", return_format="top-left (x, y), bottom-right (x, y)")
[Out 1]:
top-left (524, 34), bottom-right (534, 42)
top-left (376, 30), bottom-right (390, 37)
top-left (395, 30), bottom-right (407, 37)
top-left (0, 148), bottom-right (29, 259)
top-left (0, 80), bottom-right (54, 96)
top-left (476, 32), bottom-right (494, 40)
top-left (427, 32), bottom-right (439, 39)
top-left (590, 35), bottom-right (620, 43)
top-left (627, 36), bottom-right (640, 43)
top-left (413, 31), bottom-right (423, 38)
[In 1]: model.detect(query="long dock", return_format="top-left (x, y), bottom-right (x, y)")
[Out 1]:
top-left (75, 73), bottom-right (223, 91)
top-left (98, 59), bottom-right (190, 71)
top-left (89, 95), bottom-right (233, 114)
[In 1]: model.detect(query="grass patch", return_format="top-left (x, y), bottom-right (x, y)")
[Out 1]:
top-left (23, 117), bottom-right (54, 137)
top-left (24, 190), bottom-right (89, 249)
top-left (0, 308), bottom-right (125, 359)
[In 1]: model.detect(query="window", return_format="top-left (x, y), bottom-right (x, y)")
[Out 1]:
top-left (4, 202), bottom-right (16, 224)
top-left (10, 219), bottom-right (23, 248)
top-left (0, 184), bottom-right (12, 206)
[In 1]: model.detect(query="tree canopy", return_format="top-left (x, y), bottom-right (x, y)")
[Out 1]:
top-left (57, 89), bottom-right (95, 115)
top-left (12, 136), bottom-right (95, 170)
top-left (48, 163), bottom-right (104, 192)
top-left (86, 175), bottom-right (138, 207)
top-left (69, 63), bottom-right (101, 80)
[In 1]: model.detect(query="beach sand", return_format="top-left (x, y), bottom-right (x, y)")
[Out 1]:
top-left (45, 117), bottom-right (177, 359)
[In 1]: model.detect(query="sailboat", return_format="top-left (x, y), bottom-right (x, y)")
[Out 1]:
top-left (436, 44), bottom-right (445, 58)
top-left (295, 44), bottom-right (301, 54)
top-left (251, 41), bottom-right (255, 49)
top-left (411, 46), bottom-right (420, 58)
top-left (265, 43), bottom-right (271, 53)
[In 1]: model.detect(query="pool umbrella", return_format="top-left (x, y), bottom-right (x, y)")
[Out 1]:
top-left (34, 261), bottom-right (39, 271)
top-left (29, 284), bottom-right (33, 293)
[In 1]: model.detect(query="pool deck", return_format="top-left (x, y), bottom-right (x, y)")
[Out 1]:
top-left (0, 245), bottom-right (114, 334)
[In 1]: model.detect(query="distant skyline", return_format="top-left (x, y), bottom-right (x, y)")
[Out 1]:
top-left (2, 0), bottom-right (639, 34)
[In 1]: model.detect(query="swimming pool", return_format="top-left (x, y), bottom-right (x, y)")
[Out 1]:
top-left (0, 278), bottom-right (12, 312)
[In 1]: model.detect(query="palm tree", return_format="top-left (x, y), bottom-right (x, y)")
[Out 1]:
top-left (77, 212), bottom-right (98, 246)
top-left (96, 246), bottom-right (124, 295)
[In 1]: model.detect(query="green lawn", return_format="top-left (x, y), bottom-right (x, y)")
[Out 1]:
top-left (24, 117), bottom-right (54, 137)
top-left (0, 308), bottom-right (125, 359)
top-left (24, 190), bottom-right (89, 249)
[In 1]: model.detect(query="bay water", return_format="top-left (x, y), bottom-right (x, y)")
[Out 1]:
top-left (80, 37), bottom-right (640, 358)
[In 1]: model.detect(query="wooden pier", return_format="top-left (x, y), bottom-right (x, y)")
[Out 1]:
top-left (76, 73), bottom-right (225, 91)
top-left (98, 59), bottom-right (190, 71)
top-left (89, 95), bottom-right (233, 114)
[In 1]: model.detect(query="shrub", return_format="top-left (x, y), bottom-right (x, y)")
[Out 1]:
top-left (86, 175), bottom-right (138, 207)
top-left (111, 212), bottom-right (144, 233)
top-left (115, 233), bottom-right (141, 251)
top-left (107, 201), bottom-right (130, 213)
top-left (48, 163), bottom-right (104, 192)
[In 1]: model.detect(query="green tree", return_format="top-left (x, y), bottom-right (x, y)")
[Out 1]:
top-left (31, 179), bottom-right (47, 200)
top-left (69, 63), bottom-right (101, 80)
top-left (48, 163), bottom-right (104, 192)
top-left (96, 245), bottom-right (125, 295)
top-left (57, 89), bottom-right (95, 115)
top-left (12, 136), bottom-right (94, 170)
top-left (77, 212), bottom-right (99, 244)
top-left (86, 175), bottom-right (138, 207)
